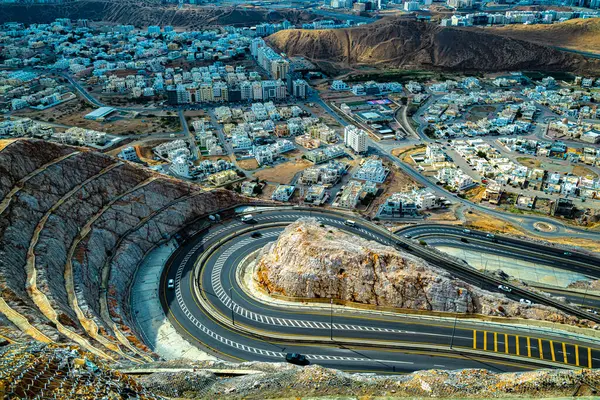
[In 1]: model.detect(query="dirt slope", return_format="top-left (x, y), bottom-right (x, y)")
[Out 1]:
top-left (267, 17), bottom-right (598, 73)
top-left (484, 18), bottom-right (600, 54)
top-left (0, 1), bottom-right (315, 28)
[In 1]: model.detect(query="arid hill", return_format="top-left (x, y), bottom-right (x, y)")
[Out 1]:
top-left (256, 218), bottom-right (583, 325)
top-left (267, 17), bottom-right (598, 73)
top-left (483, 18), bottom-right (600, 54)
top-left (0, 1), bottom-right (315, 28)
top-left (0, 139), bottom-right (249, 361)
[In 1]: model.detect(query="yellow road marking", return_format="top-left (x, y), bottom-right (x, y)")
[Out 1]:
top-left (516, 335), bottom-right (520, 356)
top-left (473, 330), bottom-right (477, 349)
top-left (527, 337), bottom-right (531, 358)
top-left (494, 332), bottom-right (498, 352)
top-left (575, 345), bottom-right (579, 366)
top-left (483, 331), bottom-right (487, 351)
top-left (504, 334), bottom-right (508, 354)
top-left (550, 340), bottom-right (556, 361)
top-left (562, 343), bottom-right (568, 364)
top-left (538, 339), bottom-right (543, 360)
top-left (589, 348), bottom-right (592, 368)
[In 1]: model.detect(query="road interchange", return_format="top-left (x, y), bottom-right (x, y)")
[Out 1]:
top-left (157, 208), bottom-right (600, 373)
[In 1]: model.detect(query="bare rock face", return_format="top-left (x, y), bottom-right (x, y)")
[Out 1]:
top-left (256, 219), bottom-right (582, 325)
top-left (256, 218), bottom-right (474, 312)
top-left (0, 139), bottom-right (254, 356)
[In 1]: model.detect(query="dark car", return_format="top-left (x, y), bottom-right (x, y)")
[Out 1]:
top-left (285, 353), bottom-right (309, 366)
top-left (251, 232), bottom-right (262, 238)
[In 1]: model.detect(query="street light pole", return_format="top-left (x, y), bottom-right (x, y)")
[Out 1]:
top-left (230, 287), bottom-right (235, 326)
top-left (330, 298), bottom-right (333, 341)
top-left (450, 315), bottom-right (458, 350)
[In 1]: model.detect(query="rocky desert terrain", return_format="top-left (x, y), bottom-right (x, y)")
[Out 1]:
top-left (267, 17), bottom-right (599, 73)
top-left (2, 341), bottom-right (600, 399)
top-left (0, 1), bottom-right (316, 28)
top-left (256, 218), bottom-right (585, 326)
top-left (484, 18), bottom-right (600, 54)
top-left (0, 139), bottom-right (249, 360)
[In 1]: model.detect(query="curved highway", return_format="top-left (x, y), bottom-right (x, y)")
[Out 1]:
top-left (158, 209), bottom-right (600, 373)
top-left (397, 224), bottom-right (600, 310)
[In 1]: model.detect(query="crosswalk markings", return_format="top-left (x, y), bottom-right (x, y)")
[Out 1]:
top-left (473, 330), bottom-right (476, 349)
top-left (504, 334), bottom-right (509, 354)
top-left (527, 337), bottom-right (532, 357)
top-left (575, 345), bottom-right (579, 366)
top-left (483, 331), bottom-right (487, 350)
top-left (515, 335), bottom-right (520, 356)
top-left (538, 339), bottom-right (543, 360)
top-left (562, 343), bottom-right (568, 364)
top-left (589, 348), bottom-right (592, 368)
top-left (550, 340), bottom-right (556, 362)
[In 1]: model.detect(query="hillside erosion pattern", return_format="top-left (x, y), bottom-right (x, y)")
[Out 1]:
top-left (0, 139), bottom-right (249, 359)
top-left (267, 18), bottom-right (599, 72)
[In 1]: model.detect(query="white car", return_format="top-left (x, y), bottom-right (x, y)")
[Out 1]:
top-left (497, 285), bottom-right (511, 293)
top-left (519, 298), bottom-right (532, 305)
top-left (586, 309), bottom-right (598, 315)
top-left (167, 279), bottom-right (175, 290)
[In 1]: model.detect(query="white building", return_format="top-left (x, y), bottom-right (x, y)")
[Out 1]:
top-left (118, 146), bottom-right (139, 162)
top-left (353, 158), bottom-right (389, 183)
top-left (343, 125), bottom-right (368, 153)
top-left (272, 185), bottom-right (295, 202)
top-left (436, 167), bottom-right (474, 191)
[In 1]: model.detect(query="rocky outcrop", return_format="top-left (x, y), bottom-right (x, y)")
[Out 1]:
top-left (256, 219), bottom-right (581, 324)
top-left (0, 139), bottom-right (250, 359)
top-left (267, 17), bottom-right (599, 73)
top-left (3, 343), bottom-right (598, 399)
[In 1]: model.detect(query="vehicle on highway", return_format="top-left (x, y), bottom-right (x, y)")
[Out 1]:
top-left (285, 353), bottom-right (309, 366)
top-left (167, 279), bottom-right (175, 290)
top-left (463, 229), bottom-right (471, 234)
top-left (587, 309), bottom-right (598, 315)
top-left (564, 251), bottom-right (572, 256)
top-left (241, 214), bottom-right (254, 223)
top-left (344, 219), bottom-right (356, 227)
top-left (250, 232), bottom-right (262, 238)
top-left (498, 285), bottom-right (512, 293)
top-left (519, 299), bottom-right (532, 305)
top-left (486, 233), bottom-right (495, 239)
top-left (460, 237), bottom-right (468, 243)
top-left (404, 234), bottom-right (412, 239)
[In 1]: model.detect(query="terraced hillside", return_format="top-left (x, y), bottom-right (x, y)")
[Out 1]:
top-left (0, 139), bottom-right (249, 362)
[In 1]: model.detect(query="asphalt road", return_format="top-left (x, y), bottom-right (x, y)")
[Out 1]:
top-left (157, 209), bottom-right (600, 373)
top-left (398, 224), bottom-right (600, 310)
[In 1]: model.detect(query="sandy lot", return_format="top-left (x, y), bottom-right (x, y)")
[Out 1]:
top-left (15, 97), bottom-right (180, 135)
top-left (254, 159), bottom-right (312, 184)
top-left (237, 158), bottom-right (259, 171)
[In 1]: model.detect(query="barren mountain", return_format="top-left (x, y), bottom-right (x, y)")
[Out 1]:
top-left (267, 17), bottom-right (598, 73)
top-left (0, 1), bottom-right (316, 28)
top-left (484, 18), bottom-right (600, 54)
top-left (256, 218), bottom-right (583, 325)
top-left (0, 139), bottom-right (249, 360)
